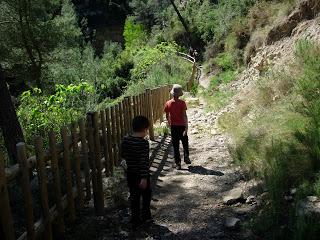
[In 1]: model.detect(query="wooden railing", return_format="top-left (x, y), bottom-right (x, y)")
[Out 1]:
top-left (177, 52), bottom-right (201, 90)
top-left (0, 85), bottom-right (171, 240)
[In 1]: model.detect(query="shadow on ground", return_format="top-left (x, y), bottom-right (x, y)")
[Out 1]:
top-left (65, 135), bottom-right (256, 240)
top-left (188, 165), bottom-right (224, 176)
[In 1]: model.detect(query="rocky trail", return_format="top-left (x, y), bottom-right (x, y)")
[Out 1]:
top-left (64, 9), bottom-right (320, 240)
top-left (65, 93), bottom-right (264, 240)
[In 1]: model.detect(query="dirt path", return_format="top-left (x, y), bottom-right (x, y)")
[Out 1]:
top-left (66, 97), bottom-right (259, 240)
top-left (145, 99), bottom-right (257, 240)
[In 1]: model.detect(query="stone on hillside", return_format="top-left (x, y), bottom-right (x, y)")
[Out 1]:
top-left (297, 196), bottom-right (320, 218)
top-left (186, 97), bottom-right (200, 106)
top-left (266, 0), bottom-right (320, 44)
top-left (210, 128), bottom-right (218, 135)
top-left (246, 195), bottom-right (256, 204)
top-left (223, 187), bottom-right (244, 205)
top-left (191, 129), bottom-right (199, 134)
top-left (290, 188), bottom-right (297, 195)
top-left (225, 217), bottom-right (241, 229)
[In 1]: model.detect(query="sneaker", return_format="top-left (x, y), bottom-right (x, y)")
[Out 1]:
top-left (184, 156), bottom-right (191, 164)
top-left (176, 164), bottom-right (182, 170)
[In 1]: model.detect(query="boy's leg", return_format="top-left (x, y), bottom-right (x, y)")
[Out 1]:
top-left (141, 176), bottom-right (152, 221)
top-left (181, 126), bottom-right (191, 164)
top-left (171, 126), bottom-right (181, 165)
top-left (127, 173), bottom-right (142, 225)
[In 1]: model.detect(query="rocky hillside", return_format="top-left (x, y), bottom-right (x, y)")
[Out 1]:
top-left (222, 2), bottom-right (320, 114)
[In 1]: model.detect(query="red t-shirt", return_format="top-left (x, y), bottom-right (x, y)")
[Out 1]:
top-left (164, 99), bottom-right (187, 126)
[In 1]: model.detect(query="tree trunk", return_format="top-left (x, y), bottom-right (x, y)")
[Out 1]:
top-left (169, 0), bottom-right (192, 46)
top-left (0, 66), bottom-right (25, 165)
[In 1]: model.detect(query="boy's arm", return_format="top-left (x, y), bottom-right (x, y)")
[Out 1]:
top-left (183, 110), bottom-right (188, 135)
top-left (183, 101), bottom-right (188, 135)
top-left (166, 113), bottom-right (170, 126)
top-left (139, 142), bottom-right (150, 189)
top-left (139, 142), bottom-right (150, 179)
top-left (164, 102), bottom-right (170, 126)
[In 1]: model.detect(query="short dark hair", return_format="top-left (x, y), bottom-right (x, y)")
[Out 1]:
top-left (132, 116), bottom-right (150, 132)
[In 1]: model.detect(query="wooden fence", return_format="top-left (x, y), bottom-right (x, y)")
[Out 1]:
top-left (177, 52), bottom-right (201, 90)
top-left (0, 85), bottom-right (171, 240)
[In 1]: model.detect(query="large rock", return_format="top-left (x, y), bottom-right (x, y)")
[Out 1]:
top-left (225, 217), bottom-right (241, 229)
top-left (266, 0), bottom-right (320, 44)
top-left (297, 196), bottom-right (320, 218)
top-left (223, 187), bottom-right (244, 205)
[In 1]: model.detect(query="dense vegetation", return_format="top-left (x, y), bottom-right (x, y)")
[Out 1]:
top-left (0, 0), bottom-right (192, 162)
top-left (1, 0), bottom-right (319, 238)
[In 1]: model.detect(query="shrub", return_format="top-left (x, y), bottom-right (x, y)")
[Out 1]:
top-left (123, 17), bottom-right (148, 51)
top-left (18, 83), bottom-right (95, 145)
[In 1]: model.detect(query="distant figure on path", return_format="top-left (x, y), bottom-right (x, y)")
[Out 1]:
top-left (164, 84), bottom-right (191, 169)
top-left (121, 116), bottom-right (152, 230)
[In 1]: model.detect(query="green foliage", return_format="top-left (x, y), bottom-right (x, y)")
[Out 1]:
top-left (221, 40), bottom-right (320, 239)
top-left (125, 54), bottom-right (192, 95)
top-left (18, 83), bottom-right (95, 144)
top-left (201, 88), bottom-right (234, 112)
top-left (131, 42), bottom-right (177, 80)
top-left (123, 17), bottom-right (148, 50)
top-left (0, 0), bottom-right (82, 87)
top-left (195, 0), bottom-right (255, 42)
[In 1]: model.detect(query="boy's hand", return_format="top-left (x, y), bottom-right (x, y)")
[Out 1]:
top-left (139, 178), bottom-right (148, 190)
top-left (183, 128), bottom-right (188, 136)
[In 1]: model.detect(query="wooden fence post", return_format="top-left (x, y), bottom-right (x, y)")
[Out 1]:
top-left (71, 123), bottom-right (84, 209)
top-left (134, 96), bottom-right (138, 117)
top-left (160, 87), bottom-right (164, 122)
top-left (128, 97), bottom-right (133, 131)
top-left (124, 97), bottom-right (130, 134)
top-left (105, 108), bottom-right (114, 176)
top-left (100, 110), bottom-right (110, 177)
top-left (118, 102), bottom-right (123, 138)
top-left (144, 92), bottom-right (148, 117)
top-left (146, 89), bottom-right (155, 141)
top-left (119, 101), bottom-right (125, 138)
top-left (86, 114), bottom-right (100, 214)
top-left (79, 118), bottom-right (91, 201)
top-left (48, 131), bottom-right (65, 238)
top-left (0, 151), bottom-right (15, 240)
top-left (17, 142), bottom-right (36, 240)
top-left (138, 94), bottom-right (142, 115)
top-left (92, 112), bottom-right (104, 215)
top-left (111, 106), bottom-right (118, 166)
top-left (115, 104), bottom-right (121, 166)
top-left (61, 127), bottom-right (76, 222)
top-left (35, 137), bottom-right (53, 240)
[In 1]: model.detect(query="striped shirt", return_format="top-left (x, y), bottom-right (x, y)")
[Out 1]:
top-left (121, 135), bottom-right (150, 178)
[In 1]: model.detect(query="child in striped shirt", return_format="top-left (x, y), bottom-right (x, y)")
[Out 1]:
top-left (121, 116), bottom-right (152, 230)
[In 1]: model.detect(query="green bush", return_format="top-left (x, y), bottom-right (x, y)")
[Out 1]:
top-left (125, 54), bottom-right (192, 95)
top-left (130, 42), bottom-right (177, 80)
top-left (123, 17), bottom-right (148, 51)
top-left (18, 83), bottom-right (95, 145)
top-left (224, 40), bottom-right (320, 239)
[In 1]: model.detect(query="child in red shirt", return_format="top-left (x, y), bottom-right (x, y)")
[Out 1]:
top-left (164, 84), bottom-right (191, 169)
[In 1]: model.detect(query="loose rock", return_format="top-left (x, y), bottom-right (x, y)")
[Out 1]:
top-left (223, 188), bottom-right (244, 205)
top-left (225, 217), bottom-right (241, 229)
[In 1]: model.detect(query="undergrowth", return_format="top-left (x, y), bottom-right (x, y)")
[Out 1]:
top-left (220, 40), bottom-right (320, 239)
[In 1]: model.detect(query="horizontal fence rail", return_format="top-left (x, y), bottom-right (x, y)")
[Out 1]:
top-left (177, 52), bottom-right (201, 89)
top-left (0, 85), bottom-right (171, 240)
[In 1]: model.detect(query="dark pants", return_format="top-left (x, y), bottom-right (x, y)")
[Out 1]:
top-left (127, 173), bottom-right (152, 223)
top-left (171, 125), bottom-right (189, 164)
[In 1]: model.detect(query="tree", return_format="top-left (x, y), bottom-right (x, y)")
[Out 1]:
top-left (0, 66), bottom-right (25, 165)
top-left (0, 0), bottom-right (82, 90)
top-left (168, 0), bottom-right (192, 45)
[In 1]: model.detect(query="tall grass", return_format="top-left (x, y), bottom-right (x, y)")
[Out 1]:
top-left (220, 40), bottom-right (320, 239)
top-left (124, 55), bottom-right (192, 96)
